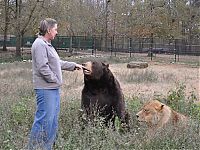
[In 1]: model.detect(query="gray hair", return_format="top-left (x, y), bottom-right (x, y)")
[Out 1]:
top-left (39, 18), bottom-right (57, 36)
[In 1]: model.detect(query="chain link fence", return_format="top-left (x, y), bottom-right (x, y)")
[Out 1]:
top-left (1, 35), bottom-right (200, 63)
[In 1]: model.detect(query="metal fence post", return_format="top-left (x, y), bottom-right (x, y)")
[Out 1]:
top-left (174, 48), bottom-right (177, 62)
top-left (69, 36), bottom-right (73, 54)
top-left (111, 36), bottom-right (113, 56)
top-left (129, 37), bottom-right (132, 57)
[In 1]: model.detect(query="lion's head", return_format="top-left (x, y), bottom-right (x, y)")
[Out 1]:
top-left (136, 100), bottom-right (165, 127)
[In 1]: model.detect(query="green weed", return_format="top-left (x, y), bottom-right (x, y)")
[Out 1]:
top-left (0, 59), bottom-right (199, 149)
top-left (165, 83), bottom-right (200, 120)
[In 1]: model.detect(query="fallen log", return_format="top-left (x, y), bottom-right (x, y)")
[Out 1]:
top-left (127, 61), bottom-right (148, 69)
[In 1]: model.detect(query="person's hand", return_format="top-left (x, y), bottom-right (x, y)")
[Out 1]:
top-left (74, 64), bottom-right (83, 70)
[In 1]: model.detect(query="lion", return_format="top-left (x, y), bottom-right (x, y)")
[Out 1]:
top-left (136, 100), bottom-right (188, 138)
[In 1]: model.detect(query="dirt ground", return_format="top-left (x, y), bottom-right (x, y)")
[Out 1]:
top-left (1, 48), bottom-right (199, 103)
top-left (61, 61), bottom-right (199, 104)
top-left (111, 62), bottom-right (199, 102)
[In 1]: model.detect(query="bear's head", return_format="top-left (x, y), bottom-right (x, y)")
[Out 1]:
top-left (136, 100), bottom-right (165, 127)
top-left (82, 61), bottom-right (110, 80)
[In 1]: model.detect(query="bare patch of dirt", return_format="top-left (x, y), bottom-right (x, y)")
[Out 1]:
top-left (61, 61), bottom-right (199, 103)
top-left (111, 62), bottom-right (199, 102)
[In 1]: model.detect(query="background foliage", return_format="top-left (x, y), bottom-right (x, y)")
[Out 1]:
top-left (0, 0), bottom-right (199, 55)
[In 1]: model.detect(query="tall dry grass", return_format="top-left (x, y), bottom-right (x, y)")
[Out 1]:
top-left (0, 56), bottom-right (199, 149)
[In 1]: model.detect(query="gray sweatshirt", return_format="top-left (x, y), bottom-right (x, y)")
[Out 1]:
top-left (31, 36), bottom-right (76, 89)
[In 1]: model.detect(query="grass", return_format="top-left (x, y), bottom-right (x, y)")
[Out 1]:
top-left (0, 56), bottom-right (199, 149)
top-left (118, 69), bottom-right (159, 83)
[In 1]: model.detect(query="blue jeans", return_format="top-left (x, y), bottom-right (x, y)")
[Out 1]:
top-left (28, 89), bottom-right (60, 150)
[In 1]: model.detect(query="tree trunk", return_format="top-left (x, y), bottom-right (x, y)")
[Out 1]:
top-left (3, 20), bottom-right (9, 51)
top-left (2, 30), bottom-right (8, 51)
top-left (15, 0), bottom-right (22, 57)
top-left (2, 0), bottom-right (9, 51)
top-left (16, 33), bottom-right (21, 57)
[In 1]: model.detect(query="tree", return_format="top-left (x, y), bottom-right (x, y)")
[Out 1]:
top-left (13, 0), bottom-right (45, 57)
top-left (0, 0), bottom-right (199, 54)
top-left (0, 0), bottom-right (12, 51)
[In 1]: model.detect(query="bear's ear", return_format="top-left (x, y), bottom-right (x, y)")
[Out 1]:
top-left (102, 62), bottom-right (109, 68)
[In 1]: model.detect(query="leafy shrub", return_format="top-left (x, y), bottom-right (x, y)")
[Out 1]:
top-left (165, 83), bottom-right (200, 120)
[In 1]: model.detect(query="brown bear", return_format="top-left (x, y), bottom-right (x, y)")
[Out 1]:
top-left (81, 61), bottom-right (129, 128)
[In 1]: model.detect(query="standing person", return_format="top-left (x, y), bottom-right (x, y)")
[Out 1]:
top-left (28, 18), bottom-right (82, 150)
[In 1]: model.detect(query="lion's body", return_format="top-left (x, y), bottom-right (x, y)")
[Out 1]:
top-left (136, 100), bottom-right (188, 137)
